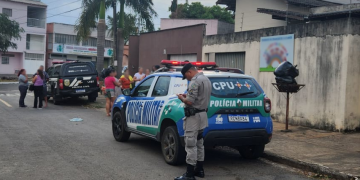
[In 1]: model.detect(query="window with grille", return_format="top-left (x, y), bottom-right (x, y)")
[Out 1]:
top-left (54, 34), bottom-right (79, 45)
top-left (48, 33), bottom-right (53, 49)
top-left (82, 37), bottom-right (97, 47)
top-left (1, 57), bottom-right (9, 64)
top-left (25, 53), bottom-right (44, 61)
top-left (105, 40), bottom-right (113, 48)
top-left (2, 8), bottom-right (12, 17)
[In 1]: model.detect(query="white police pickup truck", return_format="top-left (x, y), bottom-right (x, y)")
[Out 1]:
top-left (111, 61), bottom-right (273, 165)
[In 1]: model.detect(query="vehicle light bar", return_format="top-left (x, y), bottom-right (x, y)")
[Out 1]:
top-left (161, 60), bottom-right (217, 67)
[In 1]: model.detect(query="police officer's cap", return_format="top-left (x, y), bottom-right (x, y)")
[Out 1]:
top-left (181, 63), bottom-right (194, 80)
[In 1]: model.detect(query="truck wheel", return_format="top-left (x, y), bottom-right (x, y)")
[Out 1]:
top-left (53, 97), bottom-right (61, 105)
top-left (238, 145), bottom-right (265, 159)
top-left (161, 126), bottom-right (185, 165)
top-left (88, 93), bottom-right (97, 102)
top-left (112, 111), bottom-right (131, 142)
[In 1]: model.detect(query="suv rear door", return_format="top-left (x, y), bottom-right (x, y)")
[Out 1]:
top-left (60, 63), bottom-right (97, 93)
top-left (206, 77), bottom-right (270, 131)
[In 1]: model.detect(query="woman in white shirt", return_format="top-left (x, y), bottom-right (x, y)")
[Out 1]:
top-left (133, 67), bottom-right (145, 86)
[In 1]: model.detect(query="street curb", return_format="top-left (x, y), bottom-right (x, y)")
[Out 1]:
top-left (261, 151), bottom-right (358, 180)
top-left (0, 82), bottom-right (18, 84)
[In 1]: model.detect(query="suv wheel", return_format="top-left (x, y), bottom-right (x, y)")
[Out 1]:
top-left (88, 93), bottom-right (97, 102)
top-left (238, 145), bottom-right (265, 159)
top-left (112, 111), bottom-right (131, 142)
top-left (53, 97), bottom-right (61, 105)
top-left (161, 126), bottom-right (185, 165)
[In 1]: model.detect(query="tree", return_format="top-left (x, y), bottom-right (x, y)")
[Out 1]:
top-left (75, 0), bottom-right (157, 76)
top-left (169, 2), bottom-right (234, 24)
top-left (107, 13), bottom-right (138, 45)
top-left (0, 14), bottom-right (24, 54)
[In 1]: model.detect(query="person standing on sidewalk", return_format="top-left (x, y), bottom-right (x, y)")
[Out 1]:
top-left (133, 67), bottom-right (145, 86)
top-left (32, 69), bottom-right (44, 109)
top-left (38, 65), bottom-right (49, 108)
top-left (176, 63), bottom-right (212, 180)
top-left (120, 68), bottom-right (133, 95)
top-left (18, 69), bottom-right (28, 107)
top-left (104, 69), bottom-right (121, 116)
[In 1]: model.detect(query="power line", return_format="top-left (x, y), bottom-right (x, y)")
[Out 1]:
top-left (19, 6), bottom-right (83, 25)
top-left (13, 0), bottom-right (82, 20)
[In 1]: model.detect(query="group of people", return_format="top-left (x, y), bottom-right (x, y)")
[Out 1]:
top-left (103, 66), bottom-right (159, 116)
top-left (17, 65), bottom-right (49, 109)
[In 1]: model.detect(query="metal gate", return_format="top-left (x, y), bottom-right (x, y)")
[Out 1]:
top-left (215, 52), bottom-right (245, 71)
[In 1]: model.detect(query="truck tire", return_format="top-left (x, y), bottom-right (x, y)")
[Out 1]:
top-left (53, 97), bottom-right (61, 105)
top-left (161, 126), bottom-right (185, 165)
top-left (88, 93), bottom-right (97, 102)
top-left (112, 111), bottom-right (131, 142)
top-left (238, 145), bottom-right (265, 159)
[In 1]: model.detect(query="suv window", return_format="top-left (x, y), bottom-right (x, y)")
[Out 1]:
top-left (64, 64), bottom-right (94, 76)
top-left (46, 67), bottom-right (54, 76)
top-left (53, 66), bottom-right (61, 76)
top-left (209, 78), bottom-right (261, 98)
top-left (133, 77), bottom-right (155, 97)
top-left (152, 76), bottom-right (171, 97)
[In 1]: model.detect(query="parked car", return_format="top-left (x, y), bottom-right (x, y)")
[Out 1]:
top-left (46, 61), bottom-right (100, 105)
top-left (111, 60), bottom-right (273, 165)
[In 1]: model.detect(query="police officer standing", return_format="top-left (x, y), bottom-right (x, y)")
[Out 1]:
top-left (175, 63), bottom-right (212, 180)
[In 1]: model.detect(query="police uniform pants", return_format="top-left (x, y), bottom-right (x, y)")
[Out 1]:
top-left (185, 130), bottom-right (205, 166)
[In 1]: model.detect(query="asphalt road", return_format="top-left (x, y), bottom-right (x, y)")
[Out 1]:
top-left (0, 84), bottom-right (312, 180)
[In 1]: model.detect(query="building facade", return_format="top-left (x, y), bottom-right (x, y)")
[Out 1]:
top-left (128, 24), bottom-right (205, 76)
top-left (46, 23), bottom-right (114, 68)
top-left (160, 18), bottom-right (234, 35)
top-left (0, 0), bottom-right (47, 76)
top-left (216, 0), bottom-right (343, 32)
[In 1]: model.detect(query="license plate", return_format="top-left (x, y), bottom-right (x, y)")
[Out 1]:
top-left (76, 89), bottom-right (86, 93)
top-left (228, 115), bottom-right (249, 122)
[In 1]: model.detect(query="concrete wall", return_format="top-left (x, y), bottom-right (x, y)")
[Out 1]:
top-left (128, 36), bottom-right (140, 76)
top-left (161, 19), bottom-right (218, 35)
top-left (0, 53), bottom-right (23, 75)
top-left (52, 23), bottom-right (113, 40)
top-left (202, 18), bottom-right (360, 131)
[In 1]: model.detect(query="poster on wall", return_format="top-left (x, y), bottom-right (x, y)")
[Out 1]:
top-left (53, 44), bottom-right (113, 57)
top-left (259, 34), bottom-right (294, 72)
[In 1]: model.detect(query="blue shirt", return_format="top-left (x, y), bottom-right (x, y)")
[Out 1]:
top-left (18, 74), bottom-right (28, 86)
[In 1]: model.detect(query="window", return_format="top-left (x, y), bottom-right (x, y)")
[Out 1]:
top-left (2, 8), bottom-right (12, 17)
top-left (1, 57), bottom-right (9, 64)
top-left (64, 64), bottom-right (94, 76)
top-left (26, 34), bottom-right (44, 51)
top-left (48, 33), bottom-right (53, 50)
top-left (55, 34), bottom-right (79, 45)
top-left (152, 76), bottom-right (171, 97)
top-left (46, 67), bottom-right (54, 76)
top-left (82, 37), bottom-right (97, 47)
top-left (25, 53), bottom-right (44, 61)
top-left (54, 66), bottom-right (61, 75)
top-left (133, 77), bottom-right (155, 97)
top-left (209, 78), bottom-right (261, 98)
top-left (105, 40), bottom-right (113, 48)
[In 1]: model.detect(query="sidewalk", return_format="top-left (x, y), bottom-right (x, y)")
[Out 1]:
top-left (264, 121), bottom-right (360, 179)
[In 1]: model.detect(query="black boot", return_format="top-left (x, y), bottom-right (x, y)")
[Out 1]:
top-left (174, 164), bottom-right (196, 180)
top-left (194, 161), bottom-right (205, 178)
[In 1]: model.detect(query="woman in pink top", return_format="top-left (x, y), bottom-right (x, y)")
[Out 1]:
top-left (32, 69), bottom-right (44, 109)
top-left (104, 69), bottom-right (121, 116)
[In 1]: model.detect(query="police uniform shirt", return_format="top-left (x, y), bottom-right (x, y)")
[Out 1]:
top-left (184, 72), bottom-right (212, 131)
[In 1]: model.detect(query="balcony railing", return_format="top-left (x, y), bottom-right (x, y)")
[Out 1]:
top-left (27, 18), bottom-right (45, 28)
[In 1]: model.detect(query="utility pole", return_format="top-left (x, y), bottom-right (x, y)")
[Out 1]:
top-left (112, 0), bottom-right (117, 67)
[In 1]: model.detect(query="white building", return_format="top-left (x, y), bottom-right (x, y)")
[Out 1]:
top-left (0, 0), bottom-right (47, 76)
top-left (46, 23), bottom-right (114, 68)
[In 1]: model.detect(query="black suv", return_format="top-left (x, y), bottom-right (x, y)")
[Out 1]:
top-left (46, 62), bottom-right (100, 105)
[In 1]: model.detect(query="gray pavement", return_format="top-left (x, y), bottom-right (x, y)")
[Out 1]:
top-left (0, 85), bottom-right (313, 180)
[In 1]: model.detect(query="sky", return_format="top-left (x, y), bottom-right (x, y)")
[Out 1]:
top-left (43, 0), bottom-right (218, 30)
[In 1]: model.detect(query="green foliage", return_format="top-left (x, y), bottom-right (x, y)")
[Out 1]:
top-left (0, 14), bottom-right (24, 54)
top-left (169, 2), bottom-right (234, 24)
top-left (75, 0), bottom-right (157, 41)
top-left (107, 13), bottom-right (138, 44)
